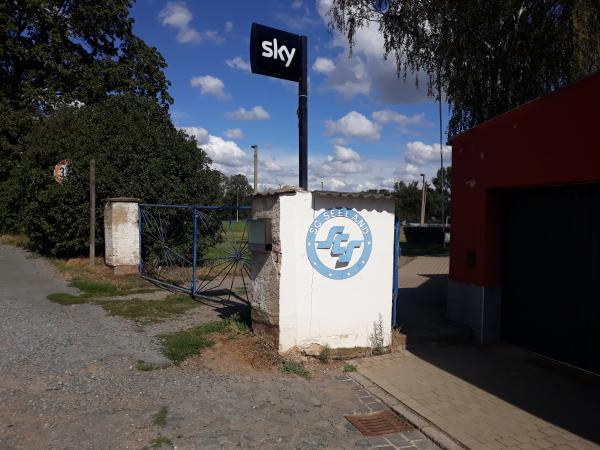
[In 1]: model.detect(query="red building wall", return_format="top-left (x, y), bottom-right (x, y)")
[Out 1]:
top-left (449, 72), bottom-right (600, 287)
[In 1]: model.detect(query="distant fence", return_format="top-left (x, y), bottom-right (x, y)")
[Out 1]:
top-left (139, 204), bottom-right (251, 303)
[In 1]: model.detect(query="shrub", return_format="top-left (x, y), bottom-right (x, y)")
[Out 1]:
top-left (21, 96), bottom-right (223, 257)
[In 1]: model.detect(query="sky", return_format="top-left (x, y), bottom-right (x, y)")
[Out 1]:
top-left (130, 0), bottom-right (451, 192)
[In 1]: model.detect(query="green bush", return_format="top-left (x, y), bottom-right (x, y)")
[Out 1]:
top-left (21, 95), bottom-right (223, 257)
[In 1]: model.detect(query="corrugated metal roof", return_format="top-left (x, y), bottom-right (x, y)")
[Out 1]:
top-left (252, 186), bottom-right (393, 200)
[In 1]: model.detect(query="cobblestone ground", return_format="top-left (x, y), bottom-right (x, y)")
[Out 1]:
top-left (0, 245), bottom-right (438, 450)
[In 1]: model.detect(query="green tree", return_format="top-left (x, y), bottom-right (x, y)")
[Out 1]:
top-left (329, 0), bottom-right (600, 136)
top-left (223, 174), bottom-right (253, 207)
top-left (0, 0), bottom-right (172, 231)
top-left (393, 181), bottom-right (422, 222)
top-left (22, 95), bottom-right (222, 257)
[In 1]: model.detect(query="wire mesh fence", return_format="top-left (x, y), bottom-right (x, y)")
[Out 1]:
top-left (139, 204), bottom-right (251, 303)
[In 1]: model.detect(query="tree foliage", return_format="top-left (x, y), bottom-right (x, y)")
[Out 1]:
top-left (22, 95), bottom-right (222, 257)
top-left (329, 0), bottom-right (600, 135)
top-left (0, 0), bottom-right (172, 231)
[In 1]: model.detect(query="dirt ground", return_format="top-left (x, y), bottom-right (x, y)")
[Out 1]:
top-left (0, 245), bottom-right (392, 449)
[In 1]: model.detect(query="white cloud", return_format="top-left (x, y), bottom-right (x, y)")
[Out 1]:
top-left (190, 75), bottom-right (230, 99)
top-left (404, 141), bottom-right (451, 166)
top-left (227, 106), bottom-right (270, 120)
top-left (312, 57), bottom-right (336, 74)
top-left (373, 110), bottom-right (426, 133)
top-left (313, 145), bottom-right (367, 178)
top-left (159, 2), bottom-right (200, 44)
top-left (325, 111), bottom-right (380, 140)
top-left (315, 2), bottom-right (428, 104)
top-left (225, 57), bottom-right (250, 71)
top-left (159, 3), bottom-right (224, 44)
top-left (263, 160), bottom-right (283, 172)
top-left (224, 128), bottom-right (243, 140)
top-left (182, 126), bottom-right (209, 145)
top-left (225, 21), bottom-right (233, 32)
top-left (203, 30), bottom-right (224, 44)
top-left (329, 145), bottom-right (360, 162)
top-left (292, 0), bottom-right (304, 9)
top-left (181, 127), bottom-right (247, 168)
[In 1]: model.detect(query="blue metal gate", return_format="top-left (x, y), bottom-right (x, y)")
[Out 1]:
top-left (139, 204), bottom-right (251, 303)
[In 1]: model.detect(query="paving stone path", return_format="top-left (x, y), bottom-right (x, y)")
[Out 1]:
top-left (352, 349), bottom-right (600, 450)
top-left (0, 245), bottom-right (438, 450)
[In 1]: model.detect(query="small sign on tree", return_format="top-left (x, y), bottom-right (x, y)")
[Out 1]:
top-left (53, 160), bottom-right (71, 183)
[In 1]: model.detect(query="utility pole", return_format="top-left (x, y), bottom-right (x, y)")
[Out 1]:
top-left (420, 173), bottom-right (427, 226)
top-left (252, 144), bottom-right (258, 194)
top-left (438, 73), bottom-right (446, 228)
top-left (321, 180), bottom-right (324, 190)
top-left (89, 159), bottom-right (96, 266)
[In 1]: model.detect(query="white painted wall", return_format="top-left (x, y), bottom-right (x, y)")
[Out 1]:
top-left (104, 201), bottom-right (140, 267)
top-left (278, 192), bottom-right (394, 352)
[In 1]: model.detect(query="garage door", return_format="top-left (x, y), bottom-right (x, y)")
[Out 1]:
top-left (501, 183), bottom-right (600, 374)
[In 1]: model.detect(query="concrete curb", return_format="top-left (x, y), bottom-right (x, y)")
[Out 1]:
top-left (349, 371), bottom-right (466, 450)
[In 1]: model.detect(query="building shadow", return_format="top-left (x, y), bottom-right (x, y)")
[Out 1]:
top-left (394, 268), bottom-right (600, 444)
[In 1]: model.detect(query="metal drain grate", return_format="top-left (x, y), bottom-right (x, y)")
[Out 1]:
top-left (345, 410), bottom-right (414, 437)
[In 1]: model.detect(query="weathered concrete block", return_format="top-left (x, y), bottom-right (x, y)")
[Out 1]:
top-left (104, 198), bottom-right (141, 275)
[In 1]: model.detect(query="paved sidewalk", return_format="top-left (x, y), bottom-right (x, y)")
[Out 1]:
top-left (351, 347), bottom-right (600, 449)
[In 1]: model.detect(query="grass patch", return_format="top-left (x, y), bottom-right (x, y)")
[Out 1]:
top-left (159, 328), bottom-right (215, 364)
top-left (0, 234), bottom-right (29, 248)
top-left (158, 315), bottom-right (250, 364)
top-left (343, 363), bottom-right (357, 372)
top-left (71, 278), bottom-right (123, 297)
top-left (152, 406), bottom-right (168, 427)
top-left (149, 435), bottom-right (173, 448)
top-left (98, 294), bottom-right (198, 324)
top-left (47, 293), bottom-right (88, 305)
top-left (281, 360), bottom-right (311, 379)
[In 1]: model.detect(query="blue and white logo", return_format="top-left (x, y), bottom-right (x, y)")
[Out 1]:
top-left (306, 208), bottom-right (372, 279)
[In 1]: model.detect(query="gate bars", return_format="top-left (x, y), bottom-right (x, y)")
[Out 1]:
top-left (138, 204), bottom-right (252, 303)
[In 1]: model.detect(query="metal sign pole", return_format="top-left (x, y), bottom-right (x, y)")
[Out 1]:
top-left (298, 35), bottom-right (308, 190)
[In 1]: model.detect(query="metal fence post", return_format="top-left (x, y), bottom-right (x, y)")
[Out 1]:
top-left (192, 207), bottom-right (198, 296)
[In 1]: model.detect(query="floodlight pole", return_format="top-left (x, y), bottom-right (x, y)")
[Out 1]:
top-left (298, 35), bottom-right (308, 190)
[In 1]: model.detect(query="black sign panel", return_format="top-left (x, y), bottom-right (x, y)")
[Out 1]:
top-left (250, 23), bottom-right (302, 82)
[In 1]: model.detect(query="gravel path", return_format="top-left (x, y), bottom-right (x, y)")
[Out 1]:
top-left (0, 245), bottom-right (405, 450)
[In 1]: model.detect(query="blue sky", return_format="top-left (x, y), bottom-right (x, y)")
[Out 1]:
top-left (131, 0), bottom-right (451, 191)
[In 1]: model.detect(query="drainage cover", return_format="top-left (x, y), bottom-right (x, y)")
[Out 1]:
top-left (345, 410), bottom-right (414, 437)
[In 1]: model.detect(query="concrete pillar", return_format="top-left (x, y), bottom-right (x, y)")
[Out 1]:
top-left (104, 198), bottom-right (141, 275)
top-left (249, 188), bottom-right (395, 354)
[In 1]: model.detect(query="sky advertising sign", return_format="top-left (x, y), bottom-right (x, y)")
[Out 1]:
top-left (250, 23), bottom-right (308, 190)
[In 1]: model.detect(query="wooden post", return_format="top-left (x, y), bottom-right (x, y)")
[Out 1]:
top-left (89, 159), bottom-right (96, 266)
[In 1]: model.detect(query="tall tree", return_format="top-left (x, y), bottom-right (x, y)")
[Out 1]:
top-left (223, 174), bottom-right (253, 207)
top-left (329, 0), bottom-right (600, 136)
top-left (0, 0), bottom-right (172, 231)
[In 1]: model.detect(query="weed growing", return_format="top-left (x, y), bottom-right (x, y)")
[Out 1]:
top-left (152, 406), bottom-right (168, 427)
top-left (158, 315), bottom-right (251, 364)
top-left (281, 360), bottom-right (311, 379)
top-left (71, 278), bottom-right (123, 297)
top-left (318, 344), bottom-right (331, 364)
top-left (369, 314), bottom-right (385, 355)
top-left (149, 435), bottom-right (173, 448)
top-left (343, 363), bottom-right (357, 372)
top-left (136, 360), bottom-right (166, 371)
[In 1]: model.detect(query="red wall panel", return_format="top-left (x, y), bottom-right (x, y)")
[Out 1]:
top-left (449, 72), bottom-right (600, 286)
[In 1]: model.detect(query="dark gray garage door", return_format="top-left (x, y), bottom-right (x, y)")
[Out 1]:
top-left (501, 183), bottom-right (600, 374)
